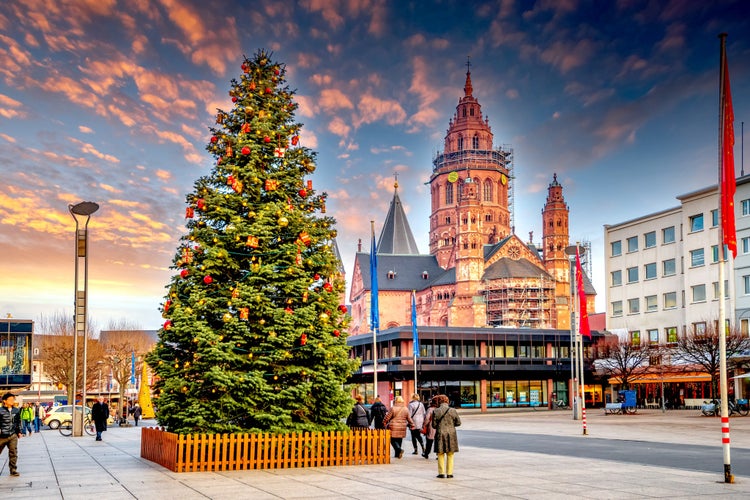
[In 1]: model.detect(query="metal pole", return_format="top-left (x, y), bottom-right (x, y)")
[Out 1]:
top-left (70, 211), bottom-right (80, 435)
top-left (370, 221), bottom-right (378, 403)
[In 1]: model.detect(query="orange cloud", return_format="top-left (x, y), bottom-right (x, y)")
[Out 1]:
top-left (354, 93), bottom-right (406, 127)
top-left (319, 88), bottom-right (354, 112)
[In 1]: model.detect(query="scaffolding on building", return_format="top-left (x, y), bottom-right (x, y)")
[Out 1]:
top-left (484, 274), bottom-right (555, 328)
top-left (501, 144), bottom-right (514, 232)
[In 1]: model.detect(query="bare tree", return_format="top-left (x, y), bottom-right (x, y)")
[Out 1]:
top-left (36, 311), bottom-right (103, 402)
top-left (593, 333), bottom-right (652, 390)
top-left (673, 322), bottom-right (750, 398)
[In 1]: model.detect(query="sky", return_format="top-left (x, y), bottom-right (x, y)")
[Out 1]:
top-left (1, 0), bottom-right (749, 332)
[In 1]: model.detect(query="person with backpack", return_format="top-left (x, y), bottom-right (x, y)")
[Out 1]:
top-left (346, 394), bottom-right (369, 429)
top-left (407, 394), bottom-right (426, 455)
top-left (368, 396), bottom-right (388, 429)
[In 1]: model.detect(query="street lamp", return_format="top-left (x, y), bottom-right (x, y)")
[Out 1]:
top-left (69, 201), bottom-right (99, 437)
top-left (565, 244), bottom-right (586, 424)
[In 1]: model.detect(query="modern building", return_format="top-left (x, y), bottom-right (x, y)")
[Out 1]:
top-left (347, 66), bottom-right (599, 409)
top-left (603, 175), bottom-right (750, 403)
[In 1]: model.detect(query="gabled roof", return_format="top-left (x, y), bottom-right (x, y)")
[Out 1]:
top-left (376, 186), bottom-right (420, 255)
top-left (483, 258), bottom-right (553, 280)
top-left (354, 252), bottom-right (448, 292)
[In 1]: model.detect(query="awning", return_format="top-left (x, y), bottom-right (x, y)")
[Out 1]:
top-left (608, 372), bottom-right (711, 385)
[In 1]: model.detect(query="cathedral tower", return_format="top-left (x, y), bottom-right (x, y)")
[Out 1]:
top-left (541, 173), bottom-right (570, 329)
top-left (428, 62), bottom-right (513, 269)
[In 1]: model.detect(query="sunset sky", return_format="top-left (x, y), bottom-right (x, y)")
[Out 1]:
top-left (1, 0), bottom-right (748, 331)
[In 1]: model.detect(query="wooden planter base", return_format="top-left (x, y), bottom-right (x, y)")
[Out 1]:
top-left (141, 427), bottom-right (391, 472)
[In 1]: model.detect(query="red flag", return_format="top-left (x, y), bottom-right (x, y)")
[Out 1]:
top-left (576, 248), bottom-right (591, 338)
top-left (721, 40), bottom-right (737, 258)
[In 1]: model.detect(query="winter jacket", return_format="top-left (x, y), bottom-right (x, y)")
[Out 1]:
top-left (20, 406), bottom-right (34, 422)
top-left (369, 401), bottom-right (388, 429)
top-left (346, 403), bottom-right (369, 428)
top-left (432, 403), bottom-right (461, 453)
top-left (407, 400), bottom-right (426, 429)
top-left (0, 406), bottom-right (20, 436)
top-left (382, 402), bottom-right (414, 439)
top-left (422, 407), bottom-right (436, 440)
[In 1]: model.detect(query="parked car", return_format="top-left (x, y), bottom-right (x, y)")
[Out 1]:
top-left (43, 405), bottom-right (113, 429)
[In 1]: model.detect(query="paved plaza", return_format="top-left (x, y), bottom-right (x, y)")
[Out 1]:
top-left (1, 409), bottom-right (750, 499)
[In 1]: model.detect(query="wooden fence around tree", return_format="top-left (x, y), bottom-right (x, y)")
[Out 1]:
top-left (141, 427), bottom-right (391, 472)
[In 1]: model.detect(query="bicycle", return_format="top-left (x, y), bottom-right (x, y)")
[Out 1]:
top-left (59, 417), bottom-right (96, 436)
top-left (729, 399), bottom-right (749, 417)
top-left (551, 399), bottom-right (570, 410)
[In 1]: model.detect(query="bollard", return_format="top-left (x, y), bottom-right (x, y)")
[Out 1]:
top-left (582, 407), bottom-right (588, 435)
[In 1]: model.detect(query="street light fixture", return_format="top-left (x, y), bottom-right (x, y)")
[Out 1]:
top-left (69, 201), bottom-right (99, 437)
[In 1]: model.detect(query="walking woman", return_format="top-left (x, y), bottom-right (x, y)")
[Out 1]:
top-left (432, 394), bottom-right (461, 478)
top-left (407, 394), bottom-right (426, 455)
top-left (382, 396), bottom-right (414, 458)
top-left (421, 396), bottom-right (438, 459)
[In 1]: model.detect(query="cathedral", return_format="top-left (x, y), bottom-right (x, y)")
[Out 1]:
top-left (346, 66), bottom-right (598, 409)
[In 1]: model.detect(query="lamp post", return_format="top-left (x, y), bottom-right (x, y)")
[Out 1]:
top-left (565, 244), bottom-right (586, 422)
top-left (5, 314), bottom-right (11, 388)
top-left (69, 201), bottom-right (99, 437)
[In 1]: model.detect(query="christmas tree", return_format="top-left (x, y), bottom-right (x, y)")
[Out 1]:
top-left (147, 50), bottom-right (358, 434)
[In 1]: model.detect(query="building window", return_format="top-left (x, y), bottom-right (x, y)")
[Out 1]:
top-left (663, 258), bottom-right (676, 276)
top-left (644, 231), bottom-right (656, 248)
top-left (472, 135), bottom-right (479, 149)
top-left (666, 327), bottom-right (678, 344)
top-left (627, 236), bottom-right (638, 252)
top-left (611, 240), bottom-right (622, 257)
top-left (662, 226), bottom-right (675, 244)
top-left (694, 322), bottom-right (707, 335)
top-left (742, 319), bottom-right (749, 337)
top-left (628, 298), bottom-right (640, 314)
top-left (611, 270), bottom-right (622, 287)
top-left (742, 237), bottom-right (750, 254)
top-left (742, 199), bottom-right (750, 216)
top-left (692, 284), bottom-right (706, 302)
top-left (690, 248), bottom-right (704, 267)
top-left (446, 183), bottom-right (453, 204)
top-left (712, 245), bottom-right (719, 263)
top-left (445, 216), bottom-right (451, 224)
top-left (627, 266), bottom-right (638, 283)
top-left (711, 209), bottom-right (719, 227)
top-left (644, 262), bottom-right (657, 280)
top-left (485, 214), bottom-right (492, 221)
top-left (458, 136), bottom-right (464, 150)
top-left (645, 295), bottom-right (657, 312)
top-left (648, 329), bottom-right (659, 344)
top-left (612, 301), bottom-right (623, 316)
top-left (663, 291), bottom-right (677, 309)
top-left (744, 275), bottom-right (750, 294)
top-left (712, 280), bottom-right (729, 299)
top-left (483, 180), bottom-right (492, 202)
top-left (689, 214), bottom-right (703, 232)
top-left (631, 331), bottom-right (640, 345)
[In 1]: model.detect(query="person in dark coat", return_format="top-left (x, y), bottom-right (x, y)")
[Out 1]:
top-left (432, 394), bottom-right (461, 478)
top-left (0, 393), bottom-right (22, 476)
top-left (368, 396), bottom-right (388, 429)
top-left (91, 396), bottom-right (109, 441)
top-left (346, 395), bottom-right (369, 429)
top-left (421, 396), bottom-right (438, 459)
top-left (132, 403), bottom-right (142, 426)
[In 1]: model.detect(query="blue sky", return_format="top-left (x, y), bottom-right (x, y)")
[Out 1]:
top-left (0, 0), bottom-right (748, 330)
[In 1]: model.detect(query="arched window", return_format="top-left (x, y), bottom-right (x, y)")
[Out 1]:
top-left (483, 180), bottom-right (492, 201)
top-left (446, 183), bottom-right (453, 204)
top-left (472, 135), bottom-right (479, 149)
top-left (457, 136), bottom-right (464, 151)
top-left (462, 107), bottom-right (466, 117)
top-left (470, 107), bottom-right (475, 116)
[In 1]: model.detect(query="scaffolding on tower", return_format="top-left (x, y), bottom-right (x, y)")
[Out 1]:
top-left (484, 274), bottom-right (554, 328)
top-left (502, 144), bottom-right (514, 232)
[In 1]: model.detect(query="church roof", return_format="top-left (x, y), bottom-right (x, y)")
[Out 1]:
top-left (376, 185), bottom-right (420, 255)
top-left (354, 252), bottom-right (449, 292)
top-left (483, 257), bottom-right (554, 281)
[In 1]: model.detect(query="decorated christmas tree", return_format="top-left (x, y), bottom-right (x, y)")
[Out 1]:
top-left (147, 50), bottom-right (358, 434)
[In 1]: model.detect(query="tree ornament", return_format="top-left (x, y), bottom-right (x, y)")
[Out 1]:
top-left (302, 291), bottom-right (308, 302)
top-left (222, 312), bottom-right (232, 322)
top-left (231, 179), bottom-right (243, 193)
top-left (278, 216), bottom-right (289, 227)
top-left (241, 123), bottom-right (251, 134)
top-left (185, 207), bottom-right (194, 218)
top-left (231, 96), bottom-right (238, 103)
top-left (274, 67), bottom-right (280, 76)
top-left (241, 62), bottom-right (247, 72)
top-left (298, 231), bottom-right (311, 246)
top-left (264, 136), bottom-right (271, 143)
top-left (319, 312), bottom-right (329, 323)
top-left (227, 174), bottom-right (235, 185)
top-left (249, 81), bottom-right (256, 90)
top-left (323, 282), bottom-right (333, 292)
top-left (164, 299), bottom-right (172, 313)
top-left (240, 308), bottom-right (249, 320)
top-left (264, 179), bottom-right (278, 191)
top-left (180, 269), bottom-right (189, 279)
top-left (231, 288), bottom-right (240, 299)
top-left (300, 333), bottom-right (307, 346)
top-left (182, 248), bottom-right (193, 264)
top-left (265, 87), bottom-right (272, 94)
top-left (246, 235), bottom-right (259, 248)
top-left (298, 188), bottom-right (307, 198)
top-left (163, 320), bottom-right (172, 330)
top-left (203, 275), bottom-right (213, 284)
top-left (210, 136), bottom-right (218, 143)
top-left (291, 135), bottom-right (299, 146)
top-left (274, 147), bottom-right (286, 157)
top-left (313, 273), bottom-right (320, 281)
top-left (216, 112), bottom-right (226, 124)
top-left (333, 329), bottom-right (340, 337)
top-left (306, 180), bottom-right (313, 190)
top-left (241, 146), bottom-right (250, 155)
top-left (226, 144), bottom-right (233, 157)
top-left (196, 198), bottom-right (205, 210)
top-left (285, 306), bottom-right (293, 314)
top-left (338, 304), bottom-right (348, 314)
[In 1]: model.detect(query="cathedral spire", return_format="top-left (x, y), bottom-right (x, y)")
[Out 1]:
top-left (464, 55), bottom-right (473, 97)
top-left (376, 179), bottom-right (420, 255)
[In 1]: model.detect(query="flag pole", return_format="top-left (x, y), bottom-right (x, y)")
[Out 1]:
top-left (412, 290), bottom-right (419, 397)
top-left (370, 221), bottom-right (379, 402)
top-left (717, 32), bottom-right (735, 484)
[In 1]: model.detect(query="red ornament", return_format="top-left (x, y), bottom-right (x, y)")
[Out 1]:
top-left (333, 329), bottom-right (340, 337)
top-left (313, 273), bottom-right (320, 281)
top-left (291, 135), bottom-right (299, 146)
top-left (264, 179), bottom-right (278, 191)
top-left (265, 87), bottom-right (272, 94)
top-left (210, 136), bottom-right (218, 143)
top-left (180, 269), bottom-right (189, 279)
top-left (338, 304), bottom-right (348, 314)
top-left (185, 207), bottom-right (194, 218)
top-left (240, 307), bottom-right (249, 320)
top-left (285, 306), bottom-right (293, 314)
top-left (249, 81), bottom-right (256, 90)
top-left (306, 180), bottom-right (313, 190)
top-left (298, 188), bottom-right (307, 198)
top-left (203, 275), bottom-right (213, 285)
top-left (227, 174), bottom-right (234, 185)
top-left (241, 122), bottom-right (251, 134)
top-left (164, 300), bottom-right (172, 312)
top-left (263, 136), bottom-right (271, 143)
top-left (241, 146), bottom-right (250, 155)
top-left (323, 283), bottom-right (333, 292)
top-left (163, 320), bottom-right (172, 330)
top-left (241, 63), bottom-right (247, 72)
top-left (300, 333), bottom-right (307, 346)
top-left (196, 198), bottom-right (205, 210)
top-left (274, 68), bottom-right (280, 76)
top-left (231, 96), bottom-right (237, 103)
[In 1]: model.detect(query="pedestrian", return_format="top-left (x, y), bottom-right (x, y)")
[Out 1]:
top-left (432, 394), bottom-right (461, 478)
top-left (407, 394), bottom-right (426, 455)
top-left (0, 393), bottom-right (22, 477)
top-left (382, 395), bottom-right (414, 459)
top-left (33, 402), bottom-right (45, 433)
top-left (19, 403), bottom-right (33, 436)
top-left (91, 396), bottom-right (109, 441)
top-left (369, 396), bottom-right (388, 429)
top-left (346, 395), bottom-right (370, 429)
top-left (421, 396), bottom-right (438, 459)
top-left (132, 403), bottom-right (142, 426)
